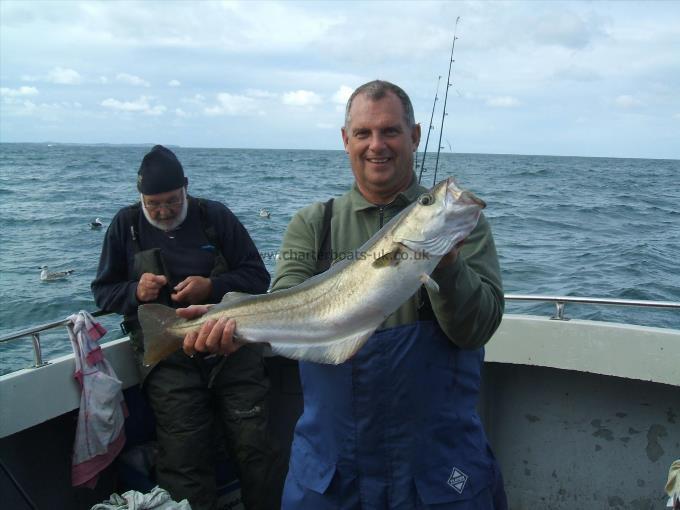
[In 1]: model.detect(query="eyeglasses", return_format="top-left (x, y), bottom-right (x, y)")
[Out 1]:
top-left (143, 195), bottom-right (184, 211)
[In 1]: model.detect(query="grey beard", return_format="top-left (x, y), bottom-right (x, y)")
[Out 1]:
top-left (140, 189), bottom-right (188, 231)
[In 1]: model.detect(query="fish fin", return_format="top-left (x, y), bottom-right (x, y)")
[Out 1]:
top-left (268, 328), bottom-right (376, 365)
top-left (220, 291), bottom-right (254, 306)
top-left (420, 273), bottom-right (440, 293)
top-left (138, 303), bottom-right (185, 366)
top-left (372, 246), bottom-right (402, 268)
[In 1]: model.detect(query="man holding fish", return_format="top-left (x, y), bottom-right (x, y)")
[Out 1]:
top-left (172, 81), bottom-right (507, 508)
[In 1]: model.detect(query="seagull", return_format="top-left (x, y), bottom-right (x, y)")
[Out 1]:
top-left (89, 217), bottom-right (103, 229)
top-left (40, 265), bottom-right (74, 282)
top-left (259, 208), bottom-right (271, 219)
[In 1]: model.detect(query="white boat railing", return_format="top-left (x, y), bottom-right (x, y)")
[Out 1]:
top-left (0, 310), bottom-right (112, 368)
top-left (504, 294), bottom-right (680, 320)
top-left (1, 295), bottom-right (679, 370)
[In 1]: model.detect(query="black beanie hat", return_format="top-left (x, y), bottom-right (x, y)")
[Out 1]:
top-left (137, 145), bottom-right (187, 194)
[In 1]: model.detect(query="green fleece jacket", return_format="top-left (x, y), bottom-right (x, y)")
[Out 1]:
top-left (271, 174), bottom-right (504, 349)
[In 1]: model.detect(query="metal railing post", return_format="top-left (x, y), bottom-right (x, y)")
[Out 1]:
top-left (551, 301), bottom-right (568, 321)
top-left (30, 333), bottom-right (47, 368)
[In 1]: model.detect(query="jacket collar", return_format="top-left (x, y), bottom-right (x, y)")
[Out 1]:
top-left (349, 172), bottom-right (427, 212)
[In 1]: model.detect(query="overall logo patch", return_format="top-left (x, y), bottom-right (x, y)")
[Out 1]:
top-left (447, 467), bottom-right (468, 494)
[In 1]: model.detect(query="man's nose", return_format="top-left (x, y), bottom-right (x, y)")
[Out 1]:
top-left (156, 208), bottom-right (176, 219)
top-left (368, 132), bottom-right (387, 151)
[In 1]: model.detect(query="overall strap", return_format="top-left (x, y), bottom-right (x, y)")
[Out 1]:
top-left (315, 198), bottom-right (334, 275)
top-left (196, 198), bottom-right (219, 248)
top-left (125, 203), bottom-right (143, 253)
top-left (195, 197), bottom-right (229, 276)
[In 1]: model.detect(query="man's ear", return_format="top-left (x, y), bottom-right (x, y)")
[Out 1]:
top-left (412, 123), bottom-right (422, 150)
top-left (341, 127), bottom-right (349, 152)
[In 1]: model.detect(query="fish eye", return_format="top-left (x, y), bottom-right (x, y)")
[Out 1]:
top-left (418, 193), bottom-right (434, 206)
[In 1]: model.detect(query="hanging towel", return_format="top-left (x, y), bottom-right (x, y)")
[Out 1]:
top-left (68, 311), bottom-right (128, 488)
top-left (667, 460), bottom-right (680, 509)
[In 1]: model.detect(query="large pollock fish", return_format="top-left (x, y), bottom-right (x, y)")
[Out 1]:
top-left (138, 177), bottom-right (485, 366)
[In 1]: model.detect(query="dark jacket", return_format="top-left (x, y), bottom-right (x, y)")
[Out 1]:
top-left (92, 196), bottom-right (270, 316)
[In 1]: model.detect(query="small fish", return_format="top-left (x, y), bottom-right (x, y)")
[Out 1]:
top-left (40, 265), bottom-right (74, 281)
top-left (138, 177), bottom-right (485, 366)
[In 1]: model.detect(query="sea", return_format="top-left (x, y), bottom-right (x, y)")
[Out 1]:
top-left (1, 143), bottom-right (679, 375)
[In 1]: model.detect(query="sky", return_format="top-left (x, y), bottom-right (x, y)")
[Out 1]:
top-left (1, 0), bottom-right (679, 159)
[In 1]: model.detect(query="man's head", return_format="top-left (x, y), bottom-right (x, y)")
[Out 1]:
top-left (341, 80), bottom-right (420, 204)
top-left (138, 145), bottom-right (189, 231)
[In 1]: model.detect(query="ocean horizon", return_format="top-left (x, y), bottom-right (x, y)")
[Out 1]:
top-left (5, 141), bottom-right (679, 162)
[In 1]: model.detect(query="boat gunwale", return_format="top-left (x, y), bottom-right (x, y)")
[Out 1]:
top-left (2, 294), bottom-right (678, 346)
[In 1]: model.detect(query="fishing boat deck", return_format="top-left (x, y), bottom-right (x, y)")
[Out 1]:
top-left (1, 297), bottom-right (679, 509)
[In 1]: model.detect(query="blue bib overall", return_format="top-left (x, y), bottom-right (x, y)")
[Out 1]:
top-left (282, 321), bottom-right (506, 509)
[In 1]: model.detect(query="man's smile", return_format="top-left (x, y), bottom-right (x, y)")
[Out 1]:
top-left (366, 156), bottom-right (391, 164)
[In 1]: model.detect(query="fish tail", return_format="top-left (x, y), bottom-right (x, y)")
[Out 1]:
top-left (137, 303), bottom-right (185, 366)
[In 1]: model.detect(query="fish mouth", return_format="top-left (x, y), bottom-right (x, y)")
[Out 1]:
top-left (445, 177), bottom-right (486, 209)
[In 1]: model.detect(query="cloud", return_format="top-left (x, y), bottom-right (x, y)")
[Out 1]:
top-left (531, 10), bottom-right (605, 49)
top-left (486, 96), bottom-right (520, 108)
top-left (168, 79), bottom-right (181, 87)
top-left (332, 85), bottom-right (353, 105)
top-left (204, 93), bottom-right (257, 116)
top-left (614, 95), bottom-right (643, 108)
top-left (245, 89), bottom-right (277, 98)
top-left (282, 90), bottom-right (322, 107)
top-left (101, 96), bottom-right (166, 115)
top-left (553, 66), bottom-right (601, 82)
top-left (1, 99), bottom-right (38, 115)
top-left (182, 94), bottom-right (206, 105)
top-left (0, 98), bottom-right (83, 118)
top-left (116, 73), bottom-right (150, 87)
top-left (1, 86), bottom-right (39, 97)
top-left (47, 67), bottom-right (82, 84)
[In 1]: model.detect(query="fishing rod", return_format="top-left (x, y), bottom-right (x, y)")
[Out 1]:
top-left (418, 75), bottom-right (441, 184)
top-left (433, 16), bottom-right (460, 186)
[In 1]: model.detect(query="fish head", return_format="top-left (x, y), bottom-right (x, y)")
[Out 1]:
top-left (393, 177), bottom-right (486, 257)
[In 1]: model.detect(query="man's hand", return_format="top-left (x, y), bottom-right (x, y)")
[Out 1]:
top-left (436, 242), bottom-right (464, 270)
top-left (136, 273), bottom-right (168, 302)
top-left (171, 276), bottom-right (213, 305)
top-left (176, 305), bottom-right (241, 357)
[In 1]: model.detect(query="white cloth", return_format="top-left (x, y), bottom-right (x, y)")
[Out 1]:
top-left (91, 486), bottom-right (191, 510)
top-left (667, 460), bottom-right (680, 509)
top-left (68, 311), bottom-right (127, 488)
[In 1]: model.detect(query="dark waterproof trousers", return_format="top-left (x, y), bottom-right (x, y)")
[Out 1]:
top-left (144, 344), bottom-right (283, 510)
